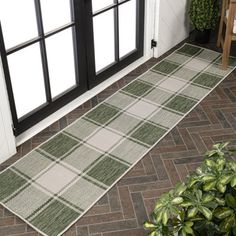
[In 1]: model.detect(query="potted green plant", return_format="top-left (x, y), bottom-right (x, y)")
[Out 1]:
top-left (144, 142), bottom-right (236, 236)
top-left (189, 0), bottom-right (220, 44)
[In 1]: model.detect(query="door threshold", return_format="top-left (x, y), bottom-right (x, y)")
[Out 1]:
top-left (16, 55), bottom-right (150, 146)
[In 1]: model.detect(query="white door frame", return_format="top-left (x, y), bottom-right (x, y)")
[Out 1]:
top-left (0, 56), bottom-right (16, 164)
top-left (153, 0), bottom-right (160, 58)
top-left (144, 0), bottom-right (157, 58)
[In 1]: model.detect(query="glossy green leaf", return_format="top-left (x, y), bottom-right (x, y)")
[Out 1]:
top-left (216, 183), bottom-right (226, 193)
top-left (154, 202), bottom-right (164, 212)
top-left (231, 176), bottom-right (236, 187)
top-left (202, 193), bottom-right (215, 203)
top-left (171, 197), bottom-right (184, 205)
top-left (187, 207), bottom-right (198, 218)
top-left (181, 201), bottom-right (192, 208)
top-left (181, 229), bottom-right (187, 236)
top-left (144, 222), bottom-right (157, 229)
top-left (156, 211), bottom-right (163, 223)
top-left (215, 197), bottom-right (225, 206)
top-left (199, 206), bottom-right (212, 220)
top-left (225, 193), bottom-right (236, 208)
top-left (205, 160), bottom-right (216, 168)
top-left (228, 161), bottom-right (236, 172)
top-left (214, 207), bottom-right (233, 220)
top-left (219, 216), bottom-right (234, 232)
top-left (183, 225), bottom-right (193, 235)
top-left (203, 180), bottom-right (217, 191)
top-left (196, 167), bottom-right (203, 175)
top-left (202, 174), bottom-right (215, 182)
top-left (175, 183), bottom-right (187, 196)
top-left (185, 221), bottom-right (194, 227)
top-left (219, 174), bottom-right (233, 185)
top-left (162, 210), bottom-right (168, 225)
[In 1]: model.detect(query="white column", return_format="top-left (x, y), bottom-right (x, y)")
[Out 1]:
top-left (154, 0), bottom-right (190, 57)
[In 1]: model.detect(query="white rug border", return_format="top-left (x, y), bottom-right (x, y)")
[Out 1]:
top-left (1, 43), bottom-right (236, 236)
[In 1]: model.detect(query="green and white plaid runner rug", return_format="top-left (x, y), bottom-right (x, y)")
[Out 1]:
top-left (0, 44), bottom-right (236, 236)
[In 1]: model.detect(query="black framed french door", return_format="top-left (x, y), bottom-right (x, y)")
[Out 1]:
top-left (85, 0), bottom-right (145, 88)
top-left (0, 0), bottom-right (144, 136)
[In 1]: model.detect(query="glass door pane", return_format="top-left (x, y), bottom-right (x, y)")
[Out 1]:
top-left (0, 0), bottom-right (88, 134)
top-left (40, 0), bottom-right (72, 33)
top-left (89, 0), bottom-right (144, 87)
top-left (93, 9), bottom-right (115, 72)
top-left (45, 28), bottom-right (77, 98)
top-left (0, 0), bottom-right (38, 49)
top-left (7, 44), bottom-right (46, 118)
top-left (92, 0), bottom-right (114, 13)
top-left (119, 0), bottom-right (137, 58)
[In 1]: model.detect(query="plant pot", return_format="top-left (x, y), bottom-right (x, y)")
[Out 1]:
top-left (195, 29), bottom-right (211, 44)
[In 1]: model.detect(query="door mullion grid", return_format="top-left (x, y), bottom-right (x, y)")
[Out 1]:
top-left (136, 0), bottom-right (141, 50)
top-left (82, 0), bottom-right (96, 89)
top-left (70, 0), bottom-right (80, 85)
top-left (114, 0), bottom-right (120, 63)
top-left (89, 0), bottom-right (144, 88)
top-left (92, 0), bottom-right (131, 16)
top-left (34, 0), bottom-right (52, 103)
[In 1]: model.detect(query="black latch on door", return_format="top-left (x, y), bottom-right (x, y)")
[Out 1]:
top-left (151, 39), bottom-right (157, 48)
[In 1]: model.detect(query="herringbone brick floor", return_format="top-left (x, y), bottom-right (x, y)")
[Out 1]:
top-left (1, 39), bottom-right (236, 236)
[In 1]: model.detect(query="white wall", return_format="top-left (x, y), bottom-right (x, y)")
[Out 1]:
top-left (0, 57), bottom-right (16, 164)
top-left (154, 0), bottom-right (190, 57)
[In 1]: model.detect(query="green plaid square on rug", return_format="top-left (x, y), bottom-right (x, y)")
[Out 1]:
top-left (0, 44), bottom-right (236, 236)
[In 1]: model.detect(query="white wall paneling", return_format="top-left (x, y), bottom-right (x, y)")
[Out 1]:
top-left (154, 0), bottom-right (190, 57)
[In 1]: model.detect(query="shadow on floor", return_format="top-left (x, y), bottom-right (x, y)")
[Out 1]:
top-left (187, 30), bottom-right (236, 57)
